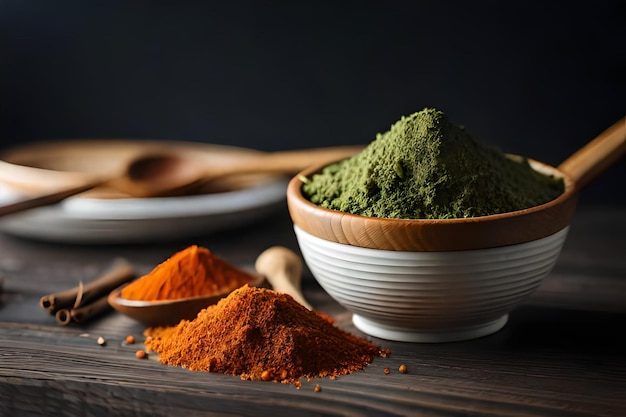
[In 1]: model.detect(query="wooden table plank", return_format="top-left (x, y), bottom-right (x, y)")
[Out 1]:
top-left (1, 204), bottom-right (625, 416)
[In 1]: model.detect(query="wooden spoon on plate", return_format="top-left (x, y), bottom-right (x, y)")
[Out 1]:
top-left (0, 145), bottom-right (362, 217)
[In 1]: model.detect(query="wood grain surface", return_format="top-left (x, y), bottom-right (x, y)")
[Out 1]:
top-left (0, 203), bottom-right (625, 417)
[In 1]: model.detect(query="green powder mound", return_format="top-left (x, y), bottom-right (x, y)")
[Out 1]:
top-left (302, 108), bottom-right (564, 219)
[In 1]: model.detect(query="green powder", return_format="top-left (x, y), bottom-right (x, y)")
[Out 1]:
top-left (302, 108), bottom-right (564, 219)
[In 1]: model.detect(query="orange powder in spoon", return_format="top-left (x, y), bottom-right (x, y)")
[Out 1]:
top-left (121, 245), bottom-right (256, 301)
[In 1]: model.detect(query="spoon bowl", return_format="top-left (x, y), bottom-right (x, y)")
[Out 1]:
top-left (108, 273), bottom-right (266, 327)
top-left (112, 145), bottom-right (365, 198)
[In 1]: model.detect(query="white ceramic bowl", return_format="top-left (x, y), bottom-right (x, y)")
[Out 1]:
top-left (294, 225), bottom-right (568, 342)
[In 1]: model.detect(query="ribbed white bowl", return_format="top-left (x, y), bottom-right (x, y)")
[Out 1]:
top-left (294, 225), bottom-right (569, 342)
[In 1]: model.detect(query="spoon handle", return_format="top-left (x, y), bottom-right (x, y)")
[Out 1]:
top-left (558, 116), bottom-right (626, 191)
top-left (204, 145), bottom-right (364, 178)
top-left (255, 246), bottom-right (313, 310)
top-left (0, 180), bottom-right (102, 217)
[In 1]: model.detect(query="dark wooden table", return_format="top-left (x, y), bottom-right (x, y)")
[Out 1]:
top-left (1, 202), bottom-right (625, 417)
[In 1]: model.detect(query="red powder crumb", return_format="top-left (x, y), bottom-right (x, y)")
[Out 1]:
top-left (314, 384), bottom-right (321, 392)
top-left (383, 368), bottom-right (390, 375)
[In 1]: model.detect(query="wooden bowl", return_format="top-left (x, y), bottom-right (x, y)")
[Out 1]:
top-left (288, 159), bottom-right (577, 252)
top-left (108, 274), bottom-right (265, 327)
top-left (289, 117), bottom-right (625, 252)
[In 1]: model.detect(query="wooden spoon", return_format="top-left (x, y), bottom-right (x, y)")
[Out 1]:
top-left (0, 145), bottom-right (362, 217)
top-left (109, 246), bottom-right (310, 326)
top-left (255, 246), bottom-right (312, 310)
top-left (556, 116), bottom-right (626, 192)
top-left (107, 272), bottom-right (266, 327)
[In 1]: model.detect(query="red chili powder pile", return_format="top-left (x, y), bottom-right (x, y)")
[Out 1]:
top-left (144, 285), bottom-right (389, 384)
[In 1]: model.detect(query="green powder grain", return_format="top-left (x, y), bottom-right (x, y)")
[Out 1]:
top-left (302, 108), bottom-right (564, 219)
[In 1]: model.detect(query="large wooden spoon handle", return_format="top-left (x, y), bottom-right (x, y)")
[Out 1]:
top-left (205, 145), bottom-right (364, 178)
top-left (558, 116), bottom-right (626, 191)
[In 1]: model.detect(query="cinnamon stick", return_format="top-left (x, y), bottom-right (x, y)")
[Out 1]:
top-left (50, 295), bottom-right (113, 326)
top-left (40, 258), bottom-right (136, 314)
top-left (54, 308), bottom-right (72, 326)
top-left (70, 296), bottom-right (112, 324)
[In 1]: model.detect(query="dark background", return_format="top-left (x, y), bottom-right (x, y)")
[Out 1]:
top-left (1, 0), bottom-right (624, 204)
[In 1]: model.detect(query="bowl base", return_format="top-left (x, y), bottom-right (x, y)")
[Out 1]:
top-left (352, 314), bottom-right (509, 343)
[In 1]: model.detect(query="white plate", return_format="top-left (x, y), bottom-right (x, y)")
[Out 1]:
top-left (0, 140), bottom-right (288, 244)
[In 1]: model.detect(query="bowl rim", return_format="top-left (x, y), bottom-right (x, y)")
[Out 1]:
top-left (287, 157), bottom-right (578, 252)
